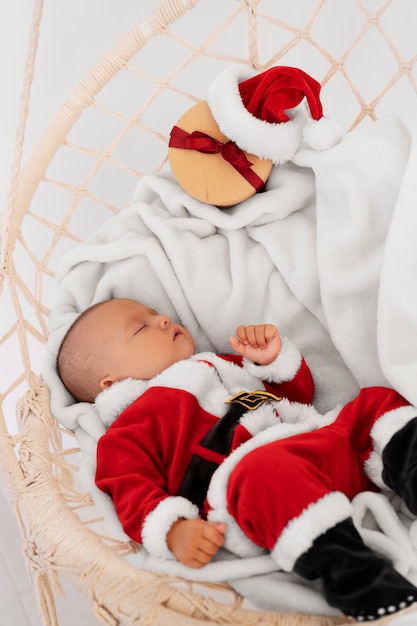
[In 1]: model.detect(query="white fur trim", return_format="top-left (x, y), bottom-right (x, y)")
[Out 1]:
top-left (190, 352), bottom-right (264, 406)
top-left (370, 404), bottom-right (417, 454)
top-left (95, 378), bottom-right (148, 427)
top-left (274, 397), bottom-right (322, 425)
top-left (302, 116), bottom-right (344, 150)
top-left (239, 403), bottom-right (281, 435)
top-left (141, 496), bottom-right (199, 560)
top-left (95, 353), bottom-right (286, 429)
top-left (243, 336), bottom-right (302, 383)
top-left (206, 65), bottom-right (308, 165)
top-left (209, 505), bottom-right (266, 559)
top-left (272, 492), bottom-right (353, 571)
top-left (365, 404), bottom-right (417, 489)
top-left (364, 452), bottom-right (387, 490)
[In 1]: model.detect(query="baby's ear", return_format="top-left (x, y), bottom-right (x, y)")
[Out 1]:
top-left (99, 375), bottom-right (116, 391)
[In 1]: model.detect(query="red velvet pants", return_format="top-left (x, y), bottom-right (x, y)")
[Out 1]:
top-left (226, 386), bottom-right (409, 551)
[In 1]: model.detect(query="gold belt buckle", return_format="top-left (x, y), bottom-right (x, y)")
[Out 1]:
top-left (225, 390), bottom-right (282, 411)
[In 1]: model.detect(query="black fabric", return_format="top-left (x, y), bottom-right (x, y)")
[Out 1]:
top-left (178, 401), bottom-right (245, 509)
top-left (382, 415), bottom-right (417, 515)
top-left (177, 455), bottom-right (219, 510)
top-left (294, 518), bottom-right (417, 620)
top-left (200, 401), bottom-right (245, 454)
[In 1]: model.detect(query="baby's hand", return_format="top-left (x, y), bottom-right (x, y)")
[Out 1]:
top-left (229, 324), bottom-right (282, 365)
top-left (167, 518), bottom-right (226, 569)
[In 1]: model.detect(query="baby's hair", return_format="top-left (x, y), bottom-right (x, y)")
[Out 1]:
top-left (56, 301), bottom-right (109, 403)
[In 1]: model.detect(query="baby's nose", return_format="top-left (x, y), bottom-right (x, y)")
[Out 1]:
top-left (158, 314), bottom-right (171, 328)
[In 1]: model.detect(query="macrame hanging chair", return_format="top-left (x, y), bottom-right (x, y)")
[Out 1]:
top-left (2, 0), bottom-right (417, 624)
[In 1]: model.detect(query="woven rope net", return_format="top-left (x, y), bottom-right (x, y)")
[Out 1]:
top-left (1, 0), bottom-right (417, 624)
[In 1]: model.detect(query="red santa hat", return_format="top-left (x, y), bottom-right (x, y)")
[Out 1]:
top-left (206, 65), bottom-right (343, 165)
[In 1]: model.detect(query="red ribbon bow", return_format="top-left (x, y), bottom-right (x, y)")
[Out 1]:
top-left (169, 126), bottom-right (265, 192)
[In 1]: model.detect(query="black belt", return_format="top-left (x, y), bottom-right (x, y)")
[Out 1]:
top-left (178, 390), bottom-right (281, 510)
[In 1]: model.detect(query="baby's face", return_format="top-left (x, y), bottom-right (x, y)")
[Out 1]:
top-left (93, 299), bottom-right (195, 389)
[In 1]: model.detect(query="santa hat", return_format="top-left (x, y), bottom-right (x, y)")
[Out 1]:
top-left (206, 65), bottom-right (343, 165)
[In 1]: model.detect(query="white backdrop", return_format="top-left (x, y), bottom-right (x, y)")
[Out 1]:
top-left (0, 0), bottom-right (162, 212)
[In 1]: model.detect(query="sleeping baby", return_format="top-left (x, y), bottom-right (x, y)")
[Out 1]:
top-left (57, 297), bottom-right (417, 621)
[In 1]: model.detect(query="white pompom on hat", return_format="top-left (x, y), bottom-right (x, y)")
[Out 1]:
top-left (206, 64), bottom-right (344, 165)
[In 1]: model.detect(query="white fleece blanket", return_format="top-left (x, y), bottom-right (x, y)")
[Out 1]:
top-left (43, 111), bottom-right (417, 616)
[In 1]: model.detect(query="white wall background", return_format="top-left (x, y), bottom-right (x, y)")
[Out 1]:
top-left (0, 0), bottom-right (164, 212)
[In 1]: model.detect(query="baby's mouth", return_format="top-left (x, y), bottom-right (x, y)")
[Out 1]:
top-left (173, 327), bottom-right (183, 340)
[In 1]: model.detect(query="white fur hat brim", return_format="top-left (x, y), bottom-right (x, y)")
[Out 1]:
top-left (206, 65), bottom-right (343, 165)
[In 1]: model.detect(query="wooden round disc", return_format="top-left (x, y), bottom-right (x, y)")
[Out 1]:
top-left (168, 101), bottom-right (272, 207)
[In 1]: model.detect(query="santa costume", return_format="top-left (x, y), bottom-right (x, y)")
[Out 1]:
top-left (95, 335), bottom-right (417, 621)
